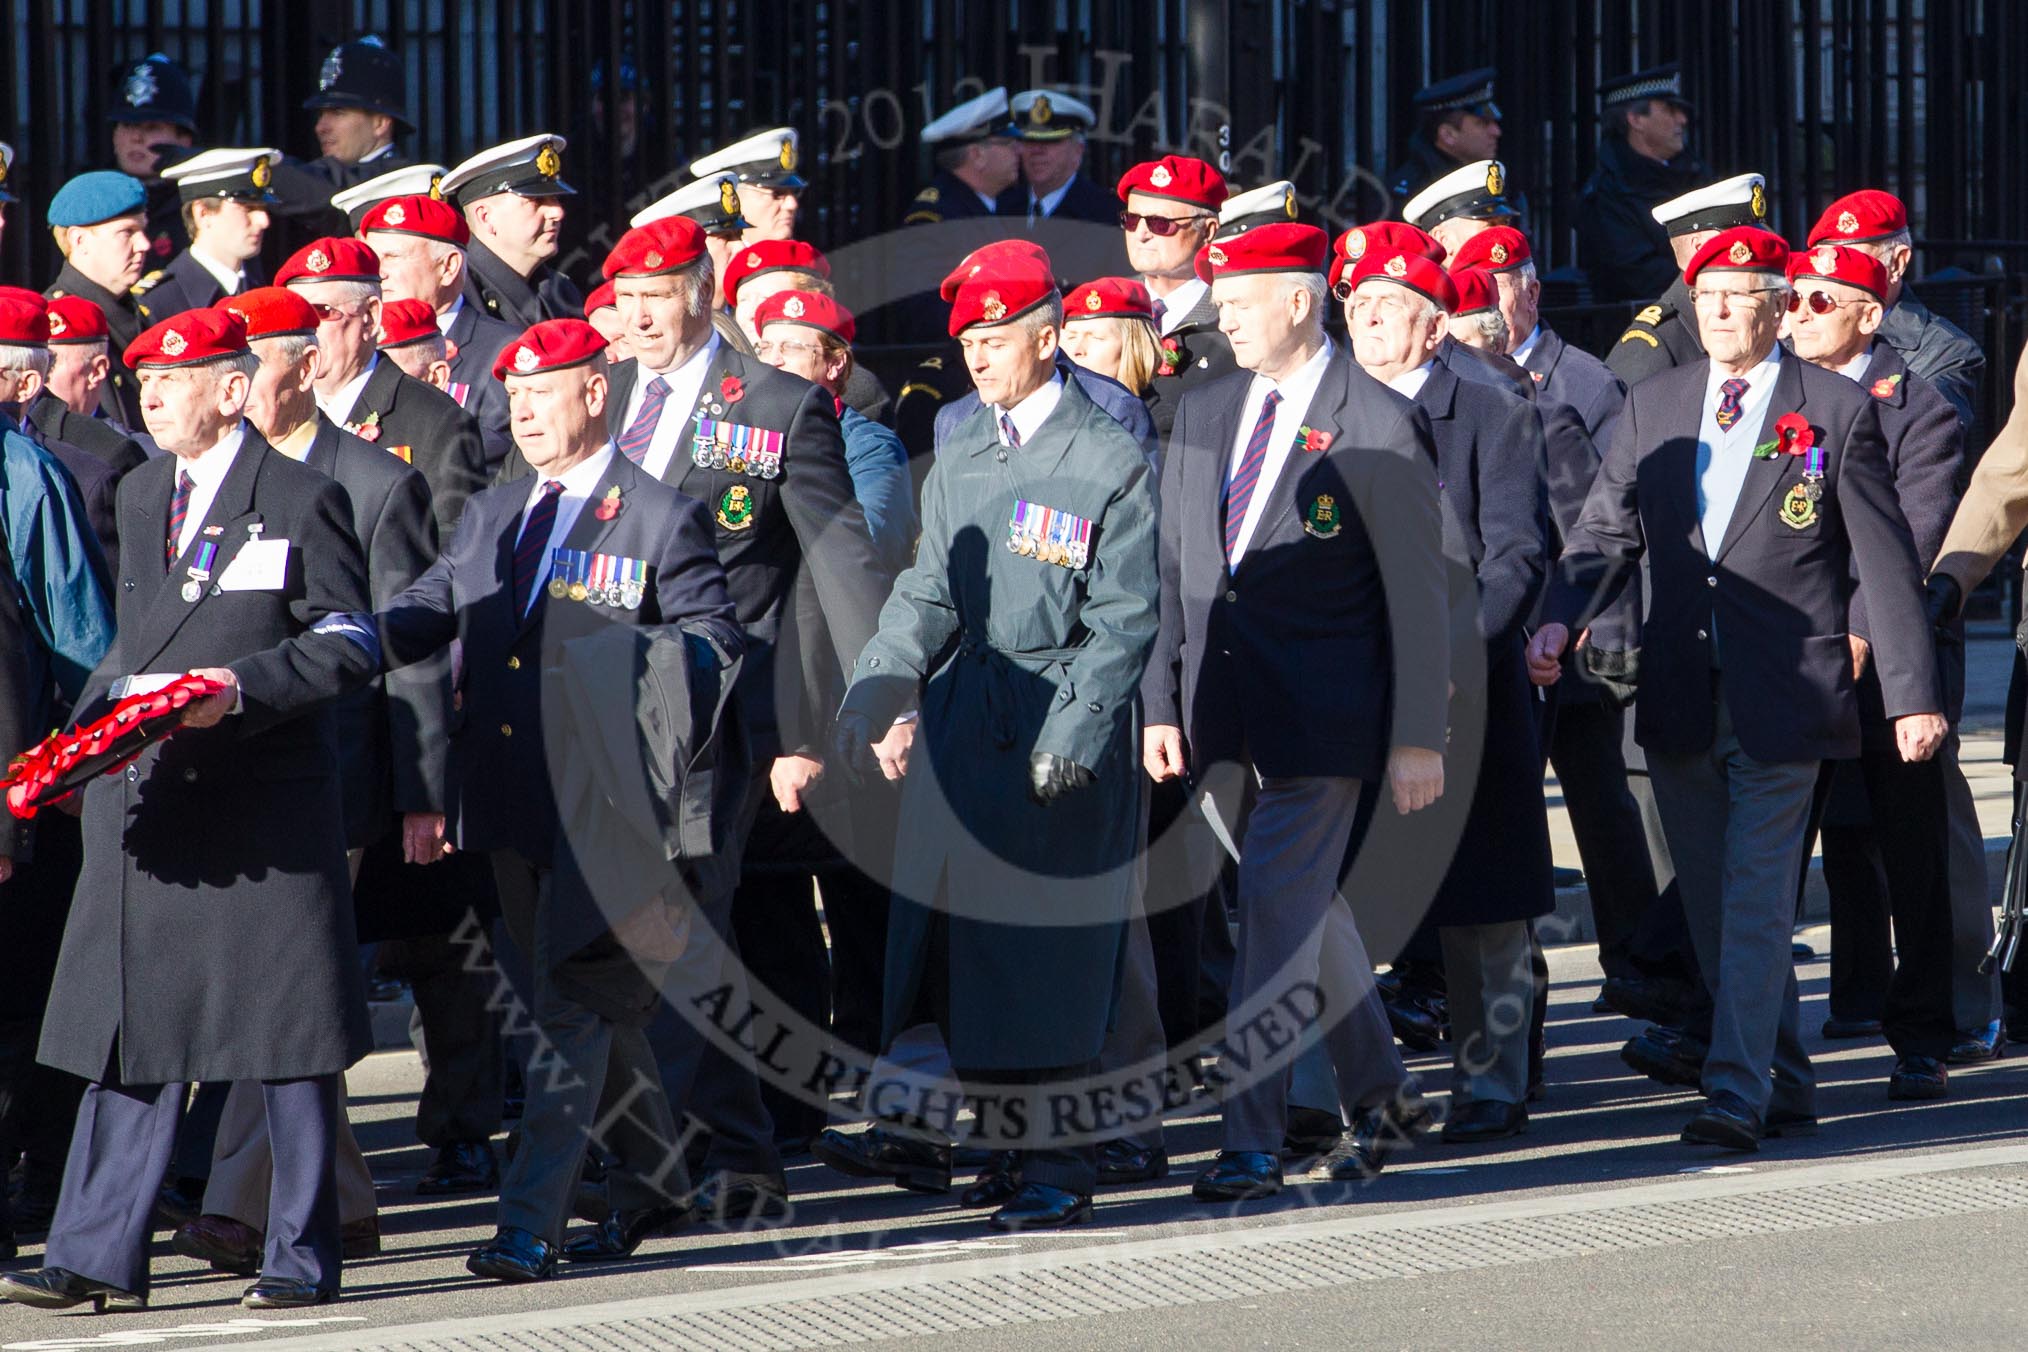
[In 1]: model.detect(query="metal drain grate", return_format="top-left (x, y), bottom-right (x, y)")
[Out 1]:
top-left (319, 1170), bottom-right (2028, 1352)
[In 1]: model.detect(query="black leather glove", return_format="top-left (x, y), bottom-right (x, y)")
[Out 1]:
top-left (828, 710), bottom-right (882, 786)
top-left (1923, 573), bottom-right (1962, 632)
top-left (1028, 751), bottom-right (1095, 807)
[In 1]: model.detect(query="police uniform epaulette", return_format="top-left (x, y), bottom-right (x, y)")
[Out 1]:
top-left (132, 270), bottom-right (165, 294)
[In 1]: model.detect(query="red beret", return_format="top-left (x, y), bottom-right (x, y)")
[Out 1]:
top-left (1348, 250), bottom-right (1460, 313)
top-left (277, 237), bottom-right (382, 287)
top-left (721, 238), bottom-right (831, 304)
top-left (942, 240), bottom-right (1058, 337)
top-left (1116, 156), bottom-right (1228, 212)
top-left (1807, 189), bottom-right (1908, 248)
top-left (1330, 221), bottom-right (1446, 289)
top-left (1194, 221), bottom-right (1329, 284)
top-left (377, 298), bottom-right (443, 349)
top-left (1449, 267), bottom-right (1498, 316)
top-left (753, 289), bottom-right (856, 345)
top-left (601, 217), bottom-right (709, 281)
top-left (494, 318), bottom-right (608, 381)
top-left (0, 287), bottom-right (49, 345)
top-left (1786, 243), bottom-right (1889, 301)
top-left (45, 294), bottom-right (110, 345)
top-left (1683, 226), bottom-right (1790, 285)
top-left (218, 286), bottom-right (318, 341)
top-left (124, 307), bottom-right (250, 369)
top-left (360, 194), bottom-right (469, 247)
top-left (583, 281), bottom-right (618, 317)
top-left (1065, 276), bottom-right (1155, 322)
top-left (1448, 225), bottom-right (1531, 274)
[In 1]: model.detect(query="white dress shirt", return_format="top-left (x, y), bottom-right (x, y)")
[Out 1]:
top-left (1385, 358), bottom-right (1436, 402)
top-left (1028, 177), bottom-right (1074, 221)
top-left (436, 294), bottom-right (465, 335)
top-left (994, 372), bottom-right (1065, 445)
top-left (1511, 324), bottom-right (1545, 369)
top-left (1226, 339), bottom-right (1334, 566)
top-left (622, 332), bottom-right (722, 481)
top-left (515, 444), bottom-right (616, 612)
top-left (188, 245), bottom-right (246, 298)
top-left (1695, 346), bottom-right (1784, 558)
top-left (1152, 278), bottom-right (1208, 336)
top-left (315, 354), bottom-right (379, 426)
top-left (1832, 344), bottom-right (1875, 384)
top-left (172, 422), bottom-right (247, 557)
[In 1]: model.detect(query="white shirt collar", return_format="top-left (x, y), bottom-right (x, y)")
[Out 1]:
top-left (1385, 357), bottom-right (1438, 400)
top-left (179, 420), bottom-right (246, 490)
top-left (315, 352), bottom-right (380, 425)
top-left (535, 441), bottom-right (617, 498)
top-left (1151, 277), bottom-right (1207, 336)
top-left (1032, 177), bottom-right (1075, 219)
top-left (623, 332), bottom-right (722, 481)
top-left (1511, 324), bottom-right (1544, 367)
top-left (995, 371), bottom-right (1065, 445)
top-left (1702, 344), bottom-right (1783, 415)
top-left (1832, 344), bottom-right (1875, 384)
top-left (646, 330), bottom-right (721, 385)
top-left (188, 245), bottom-right (246, 297)
top-left (358, 141), bottom-right (397, 165)
top-left (436, 293), bottom-right (465, 335)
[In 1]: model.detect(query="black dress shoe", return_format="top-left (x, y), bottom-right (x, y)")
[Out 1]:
top-left (0, 1267), bottom-right (146, 1312)
top-left (1681, 1091), bottom-right (1762, 1151)
top-left (1440, 1098), bottom-right (1527, 1144)
top-left (1888, 1054), bottom-right (1949, 1100)
top-left (1192, 1150), bottom-right (1282, 1202)
top-left (1280, 1105), bottom-right (1344, 1161)
top-left (959, 1152), bottom-right (1022, 1208)
top-left (1821, 1016), bottom-right (1884, 1040)
top-left (173, 1214), bottom-right (263, 1274)
top-left (561, 1204), bottom-right (688, 1262)
top-left (988, 1182), bottom-right (1091, 1231)
top-left (153, 1173), bottom-right (207, 1231)
top-left (416, 1140), bottom-right (500, 1196)
top-left (1315, 1094), bottom-right (1436, 1181)
top-left (1621, 1027), bottom-right (1707, 1089)
top-left (689, 1170), bottom-right (789, 1224)
top-left (241, 1276), bottom-right (335, 1309)
top-left (1947, 1021), bottom-right (2006, 1064)
top-left (1381, 988), bottom-right (1447, 1053)
top-left (1095, 1139), bottom-right (1169, 1185)
top-left (810, 1126), bottom-right (953, 1193)
top-left (1599, 976), bottom-right (1694, 1027)
top-left (467, 1226), bottom-right (557, 1283)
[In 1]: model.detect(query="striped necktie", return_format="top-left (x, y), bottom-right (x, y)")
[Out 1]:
top-left (618, 376), bottom-right (671, 465)
top-left (1223, 389), bottom-right (1283, 564)
top-left (999, 412), bottom-right (1021, 448)
top-left (511, 481), bottom-right (565, 615)
top-left (166, 469), bottom-right (194, 566)
top-left (1715, 377), bottom-right (1749, 431)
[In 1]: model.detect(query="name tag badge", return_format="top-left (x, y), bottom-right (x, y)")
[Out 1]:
top-left (216, 537), bottom-right (291, 591)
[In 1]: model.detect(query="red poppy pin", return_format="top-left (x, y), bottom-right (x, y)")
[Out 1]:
top-left (1753, 411), bottom-right (1815, 460)
top-left (593, 484), bottom-right (623, 521)
top-left (1157, 336), bottom-right (1182, 377)
top-left (349, 410), bottom-right (383, 443)
top-left (1296, 424), bottom-right (1333, 453)
top-left (720, 375), bottom-right (745, 405)
top-left (1870, 373), bottom-right (1902, 400)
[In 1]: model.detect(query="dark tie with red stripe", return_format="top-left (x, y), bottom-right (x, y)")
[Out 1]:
top-left (1715, 377), bottom-right (1749, 431)
top-left (166, 469), bottom-right (194, 566)
top-left (511, 481), bottom-right (564, 614)
top-left (618, 376), bottom-right (670, 465)
top-left (1223, 389), bottom-right (1283, 564)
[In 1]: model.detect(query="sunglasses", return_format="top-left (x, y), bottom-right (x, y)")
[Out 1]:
top-left (310, 302), bottom-right (365, 322)
top-left (1784, 289), bottom-right (1868, 315)
top-left (1119, 211), bottom-right (1212, 237)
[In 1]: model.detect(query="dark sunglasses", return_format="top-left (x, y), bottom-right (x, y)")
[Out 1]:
top-left (1119, 211), bottom-right (1211, 237)
top-left (1784, 289), bottom-right (1867, 315)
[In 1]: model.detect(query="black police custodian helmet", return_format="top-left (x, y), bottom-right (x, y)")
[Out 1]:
top-left (303, 36), bottom-right (414, 133)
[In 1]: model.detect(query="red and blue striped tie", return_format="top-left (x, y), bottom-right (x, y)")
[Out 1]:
top-left (618, 376), bottom-right (670, 465)
top-left (165, 469), bottom-right (194, 566)
top-left (1715, 377), bottom-right (1749, 431)
top-left (1223, 389), bottom-right (1282, 564)
top-left (511, 481), bottom-right (564, 614)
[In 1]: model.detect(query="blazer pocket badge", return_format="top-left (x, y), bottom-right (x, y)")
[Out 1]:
top-left (1778, 482), bottom-right (1819, 530)
top-left (717, 484), bottom-right (757, 532)
top-left (1303, 493), bottom-right (1342, 539)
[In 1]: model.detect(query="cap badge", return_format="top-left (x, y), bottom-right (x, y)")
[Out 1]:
top-left (48, 313), bottom-right (65, 337)
top-left (779, 138), bottom-right (798, 172)
top-left (513, 345), bottom-right (539, 373)
top-left (1486, 162), bottom-right (1504, 197)
top-left (1084, 288), bottom-right (1103, 312)
top-left (1282, 187), bottom-right (1298, 218)
top-left (161, 329), bottom-right (186, 357)
top-left (784, 296), bottom-right (806, 319)
top-left (1727, 240), bottom-right (1753, 265)
top-left (536, 142), bottom-right (563, 180)
top-left (1750, 183), bottom-right (1768, 220)
top-left (720, 179), bottom-right (740, 215)
top-left (383, 203), bottom-right (406, 226)
top-left (1837, 210), bottom-right (1860, 235)
top-left (1150, 164), bottom-right (1173, 189)
top-left (0, 157), bottom-right (10, 186)
top-left (319, 46), bottom-right (343, 92)
top-left (427, 174), bottom-right (444, 200)
top-left (124, 62), bottom-right (159, 108)
top-left (1488, 242), bottom-right (1510, 265)
top-left (643, 250), bottom-right (663, 269)
top-left (1345, 228), bottom-right (1367, 260)
top-left (1813, 246), bottom-right (1839, 273)
top-left (251, 156), bottom-right (272, 189)
top-left (1031, 95), bottom-right (1054, 126)
top-left (1207, 245), bottom-right (1228, 266)
top-left (746, 252), bottom-right (763, 267)
top-left (980, 292), bottom-right (1007, 323)
top-left (1383, 255), bottom-right (1408, 278)
top-left (307, 249), bottom-right (331, 273)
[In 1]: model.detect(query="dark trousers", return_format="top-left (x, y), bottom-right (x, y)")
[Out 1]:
top-left (1145, 777), bottom-right (1234, 1049)
top-left (384, 928), bottom-right (505, 1148)
top-left (1540, 699), bottom-right (1661, 979)
top-left (45, 1067), bottom-right (339, 1296)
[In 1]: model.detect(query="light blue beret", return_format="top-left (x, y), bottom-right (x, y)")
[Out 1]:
top-left (47, 171), bottom-right (147, 228)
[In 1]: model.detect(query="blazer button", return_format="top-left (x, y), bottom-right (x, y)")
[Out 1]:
top-left (507, 656), bottom-right (520, 670)
top-left (1224, 589), bottom-right (1238, 602)
top-left (183, 768), bottom-right (197, 783)
top-left (1696, 628), bottom-right (1709, 641)
top-left (500, 723), bottom-right (513, 737)
top-left (868, 657), bottom-right (881, 669)
top-left (1086, 701), bottom-right (1102, 713)
top-left (996, 450), bottom-right (1008, 462)
top-left (125, 765), bottom-right (138, 782)
top-left (1706, 575), bottom-right (1717, 587)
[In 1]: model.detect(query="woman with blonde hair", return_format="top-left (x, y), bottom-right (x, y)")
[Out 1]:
top-left (1060, 277), bottom-right (1167, 418)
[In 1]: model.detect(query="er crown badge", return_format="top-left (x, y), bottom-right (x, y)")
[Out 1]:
top-left (1303, 493), bottom-right (1342, 539)
top-left (1727, 240), bottom-right (1753, 265)
top-left (1779, 482), bottom-right (1818, 530)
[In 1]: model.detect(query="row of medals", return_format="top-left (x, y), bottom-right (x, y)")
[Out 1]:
top-left (692, 436), bottom-right (781, 478)
top-left (1008, 528), bottom-right (1089, 569)
top-left (549, 574), bottom-right (645, 609)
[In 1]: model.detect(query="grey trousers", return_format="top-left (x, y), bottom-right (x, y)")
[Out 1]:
top-left (1285, 899), bottom-right (1417, 1121)
top-left (1440, 921), bottom-right (1537, 1105)
top-left (1942, 737), bottom-right (2001, 1031)
top-left (205, 1076), bottom-right (377, 1228)
top-left (1647, 687), bottom-right (1818, 1117)
top-left (1222, 775), bottom-right (1405, 1152)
